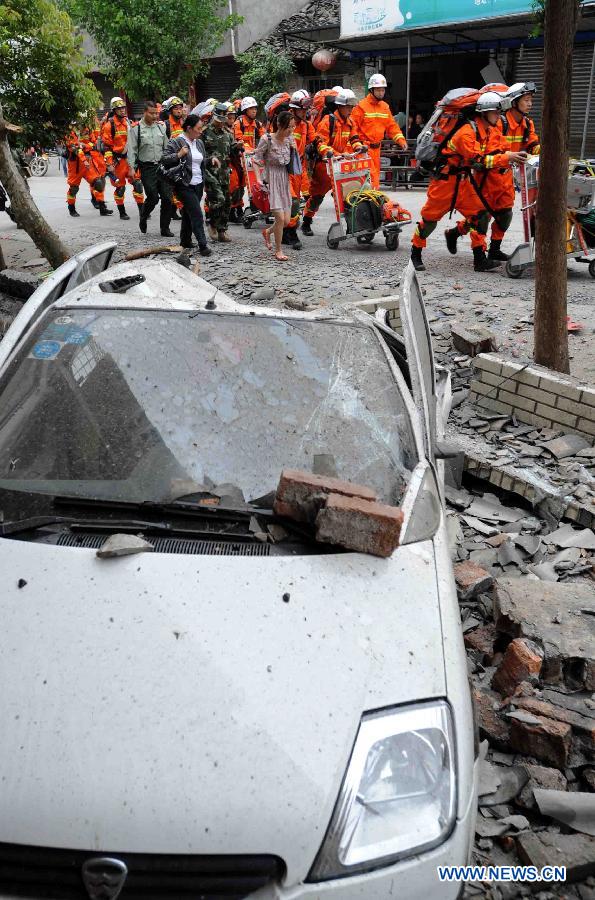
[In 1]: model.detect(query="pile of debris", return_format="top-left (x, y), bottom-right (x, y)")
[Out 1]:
top-left (447, 485), bottom-right (595, 897)
top-left (448, 485), bottom-right (595, 583)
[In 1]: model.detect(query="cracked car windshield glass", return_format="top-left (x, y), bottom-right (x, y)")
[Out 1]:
top-left (0, 310), bottom-right (418, 505)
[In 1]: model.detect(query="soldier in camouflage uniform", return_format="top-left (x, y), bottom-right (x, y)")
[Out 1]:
top-left (203, 103), bottom-right (239, 242)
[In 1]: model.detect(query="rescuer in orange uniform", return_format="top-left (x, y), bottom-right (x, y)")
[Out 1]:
top-left (281, 89), bottom-right (315, 250)
top-left (411, 92), bottom-right (528, 272)
top-left (101, 97), bottom-right (144, 220)
top-left (229, 96), bottom-right (265, 224)
top-left (449, 82), bottom-right (540, 261)
top-left (301, 88), bottom-right (365, 236)
top-left (162, 96), bottom-right (185, 219)
top-left (351, 74), bottom-right (407, 189)
top-left (65, 121), bottom-right (113, 217)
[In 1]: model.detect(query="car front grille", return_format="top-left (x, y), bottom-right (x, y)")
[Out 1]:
top-left (56, 533), bottom-right (271, 556)
top-left (0, 843), bottom-right (285, 899)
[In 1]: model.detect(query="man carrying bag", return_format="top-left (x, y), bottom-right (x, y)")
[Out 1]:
top-left (129, 100), bottom-right (173, 237)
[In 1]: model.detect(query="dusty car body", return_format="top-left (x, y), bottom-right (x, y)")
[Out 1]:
top-left (0, 243), bottom-right (478, 899)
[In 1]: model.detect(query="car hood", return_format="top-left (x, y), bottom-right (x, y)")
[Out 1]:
top-left (0, 537), bottom-right (445, 882)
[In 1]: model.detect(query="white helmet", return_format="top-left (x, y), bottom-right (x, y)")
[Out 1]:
top-left (368, 73), bottom-right (387, 90)
top-left (334, 88), bottom-right (357, 107)
top-left (476, 91), bottom-right (510, 114)
top-left (240, 96), bottom-right (258, 112)
top-left (506, 82), bottom-right (537, 103)
top-left (289, 89), bottom-right (312, 109)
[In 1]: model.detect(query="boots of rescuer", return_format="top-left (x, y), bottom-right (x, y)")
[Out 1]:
top-left (445, 227), bottom-right (459, 255)
top-left (90, 196), bottom-right (100, 209)
top-left (68, 203), bottom-right (80, 218)
top-left (473, 247), bottom-right (501, 272)
top-left (98, 201), bottom-right (113, 216)
top-left (301, 216), bottom-right (314, 236)
top-left (228, 207), bottom-right (238, 225)
top-left (488, 240), bottom-right (509, 262)
top-left (410, 245), bottom-right (425, 272)
top-left (282, 226), bottom-right (302, 250)
top-left (118, 205), bottom-right (130, 221)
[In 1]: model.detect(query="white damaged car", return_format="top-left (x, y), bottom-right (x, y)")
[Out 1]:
top-left (0, 243), bottom-right (477, 899)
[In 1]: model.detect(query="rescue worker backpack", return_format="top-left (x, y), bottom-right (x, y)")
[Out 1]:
top-left (415, 87), bottom-right (482, 175)
top-left (310, 89), bottom-right (339, 128)
top-left (305, 113), bottom-right (337, 168)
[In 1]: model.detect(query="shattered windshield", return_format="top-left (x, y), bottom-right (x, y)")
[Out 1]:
top-left (0, 309), bottom-right (418, 506)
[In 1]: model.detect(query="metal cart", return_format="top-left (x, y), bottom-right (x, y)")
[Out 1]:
top-left (506, 158), bottom-right (595, 279)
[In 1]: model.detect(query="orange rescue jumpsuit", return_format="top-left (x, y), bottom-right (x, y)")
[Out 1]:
top-left (457, 111), bottom-right (540, 243)
top-left (101, 115), bottom-right (144, 208)
top-left (230, 115), bottom-right (265, 210)
top-left (288, 118), bottom-right (315, 227)
top-left (351, 94), bottom-right (406, 189)
top-left (303, 112), bottom-right (363, 221)
top-left (412, 117), bottom-right (511, 252)
top-left (66, 128), bottom-right (103, 207)
top-left (166, 114), bottom-right (184, 211)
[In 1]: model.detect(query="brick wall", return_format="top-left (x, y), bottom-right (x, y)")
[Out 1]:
top-left (469, 354), bottom-right (595, 440)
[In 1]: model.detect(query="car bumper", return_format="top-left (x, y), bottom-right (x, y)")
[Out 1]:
top-left (252, 760), bottom-right (478, 900)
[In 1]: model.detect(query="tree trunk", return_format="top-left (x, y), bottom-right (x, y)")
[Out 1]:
top-left (533, 0), bottom-right (579, 374)
top-left (0, 109), bottom-right (71, 270)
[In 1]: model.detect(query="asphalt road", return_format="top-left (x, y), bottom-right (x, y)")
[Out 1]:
top-left (1, 170), bottom-right (594, 381)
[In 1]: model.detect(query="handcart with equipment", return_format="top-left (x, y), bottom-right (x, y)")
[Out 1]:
top-left (506, 157), bottom-right (595, 279)
top-left (324, 152), bottom-right (411, 251)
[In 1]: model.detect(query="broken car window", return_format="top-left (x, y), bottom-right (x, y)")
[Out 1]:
top-left (0, 310), bottom-right (418, 506)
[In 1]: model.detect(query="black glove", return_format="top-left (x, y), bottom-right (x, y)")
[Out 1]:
top-left (325, 150), bottom-right (333, 159)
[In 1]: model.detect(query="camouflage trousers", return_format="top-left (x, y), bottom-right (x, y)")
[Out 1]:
top-left (205, 166), bottom-right (231, 232)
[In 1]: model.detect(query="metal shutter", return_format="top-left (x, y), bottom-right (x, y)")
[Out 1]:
top-left (513, 43), bottom-right (594, 157)
top-left (195, 60), bottom-right (241, 101)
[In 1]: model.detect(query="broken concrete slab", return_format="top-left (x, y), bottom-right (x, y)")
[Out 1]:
top-left (543, 523), bottom-right (595, 551)
top-left (497, 540), bottom-right (525, 568)
top-left (534, 789), bottom-right (595, 836)
top-left (451, 322), bottom-right (496, 357)
top-left (466, 496), bottom-right (526, 523)
top-left (516, 831), bottom-right (595, 882)
top-left (479, 765), bottom-right (529, 807)
top-left (454, 560), bottom-right (494, 599)
top-left (495, 578), bottom-right (595, 690)
top-left (461, 515), bottom-right (499, 536)
top-left (517, 763), bottom-right (568, 811)
top-left (0, 268), bottom-right (42, 300)
top-left (543, 433), bottom-right (592, 460)
top-left (475, 815), bottom-right (509, 838)
top-left (96, 533), bottom-right (154, 559)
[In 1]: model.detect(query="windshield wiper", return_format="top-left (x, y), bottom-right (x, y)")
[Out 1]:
top-left (52, 495), bottom-right (315, 542)
top-left (0, 514), bottom-right (181, 538)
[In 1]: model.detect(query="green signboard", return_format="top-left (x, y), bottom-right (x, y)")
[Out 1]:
top-left (340, 0), bottom-right (534, 38)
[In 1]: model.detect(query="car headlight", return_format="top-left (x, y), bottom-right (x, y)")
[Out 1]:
top-left (309, 701), bottom-right (456, 881)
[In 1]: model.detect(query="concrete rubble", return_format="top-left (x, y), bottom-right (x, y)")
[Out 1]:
top-left (451, 472), bottom-right (595, 897)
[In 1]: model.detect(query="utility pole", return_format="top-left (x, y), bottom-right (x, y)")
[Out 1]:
top-left (533, 0), bottom-right (580, 374)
